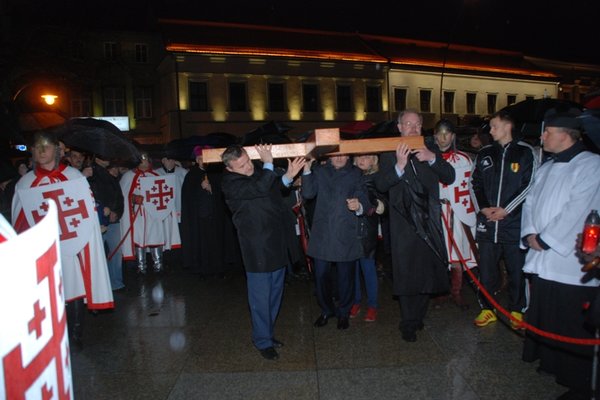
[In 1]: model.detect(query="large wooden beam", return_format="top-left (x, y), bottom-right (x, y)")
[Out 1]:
top-left (202, 128), bottom-right (340, 163)
top-left (202, 128), bottom-right (425, 163)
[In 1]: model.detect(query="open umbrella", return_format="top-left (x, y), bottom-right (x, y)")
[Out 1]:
top-left (500, 98), bottom-right (584, 138)
top-left (242, 121), bottom-right (292, 145)
top-left (53, 118), bottom-right (141, 162)
top-left (358, 120), bottom-right (399, 139)
top-left (165, 132), bottom-right (240, 160)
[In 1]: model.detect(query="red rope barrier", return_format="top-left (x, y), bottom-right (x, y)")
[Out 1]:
top-left (441, 209), bottom-right (600, 346)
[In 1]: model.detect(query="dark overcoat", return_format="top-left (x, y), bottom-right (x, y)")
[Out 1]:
top-left (375, 140), bottom-right (455, 295)
top-left (302, 161), bottom-right (369, 262)
top-left (221, 167), bottom-right (289, 273)
top-left (181, 166), bottom-right (229, 274)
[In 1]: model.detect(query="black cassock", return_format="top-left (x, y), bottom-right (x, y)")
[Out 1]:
top-left (180, 166), bottom-right (239, 275)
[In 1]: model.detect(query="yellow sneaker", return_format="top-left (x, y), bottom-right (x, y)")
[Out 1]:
top-left (510, 311), bottom-right (524, 330)
top-left (474, 309), bottom-right (497, 327)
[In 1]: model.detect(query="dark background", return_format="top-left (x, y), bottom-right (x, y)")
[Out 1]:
top-left (4, 0), bottom-right (598, 64)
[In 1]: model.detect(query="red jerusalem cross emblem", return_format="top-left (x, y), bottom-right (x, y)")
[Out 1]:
top-left (139, 175), bottom-right (177, 220)
top-left (2, 242), bottom-right (73, 400)
top-left (453, 170), bottom-right (474, 214)
top-left (32, 188), bottom-right (89, 241)
top-left (145, 178), bottom-right (173, 210)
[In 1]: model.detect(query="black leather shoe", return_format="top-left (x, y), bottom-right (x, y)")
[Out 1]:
top-left (314, 314), bottom-right (333, 327)
top-left (259, 347), bottom-right (279, 360)
top-left (272, 339), bottom-right (284, 348)
top-left (401, 330), bottom-right (417, 342)
top-left (337, 317), bottom-right (349, 330)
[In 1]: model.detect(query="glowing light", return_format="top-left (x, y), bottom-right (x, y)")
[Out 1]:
top-left (41, 94), bottom-right (58, 105)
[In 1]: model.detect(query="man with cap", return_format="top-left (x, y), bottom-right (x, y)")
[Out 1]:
top-left (470, 110), bottom-right (537, 329)
top-left (119, 152), bottom-right (181, 273)
top-left (11, 130), bottom-right (113, 347)
top-left (521, 112), bottom-right (600, 399)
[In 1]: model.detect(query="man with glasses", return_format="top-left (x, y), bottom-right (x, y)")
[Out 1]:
top-left (376, 109), bottom-right (455, 342)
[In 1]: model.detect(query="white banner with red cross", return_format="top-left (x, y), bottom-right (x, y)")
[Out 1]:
top-left (18, 177), bottom-right (95, 257)
top-left (139, 174), bottom-right (176, 221)
top-left (0, 200), bottom-right (73, 400)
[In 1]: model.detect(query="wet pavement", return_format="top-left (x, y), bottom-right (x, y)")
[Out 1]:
top-left (71, 261), bottom-right (568, 399)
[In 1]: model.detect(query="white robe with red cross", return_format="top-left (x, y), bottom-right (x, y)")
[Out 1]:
top-left (439, 150), bottom-right (478, 269)
top-left (119, 168), bottom-right (181, 260)
top-left (11, 163), bottom-right (114, 309)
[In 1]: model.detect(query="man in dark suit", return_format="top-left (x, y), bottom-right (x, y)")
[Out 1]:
top-left (375, 109), bottom-right (455, 342)
top-left (221, 144), bottom-right (305, 360)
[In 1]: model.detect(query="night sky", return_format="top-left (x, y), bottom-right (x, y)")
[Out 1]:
top-left (6, 0), bottom-right (599, 65)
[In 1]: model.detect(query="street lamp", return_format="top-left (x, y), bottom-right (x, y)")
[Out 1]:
top-left (41, 94), bottom-right (58, 105)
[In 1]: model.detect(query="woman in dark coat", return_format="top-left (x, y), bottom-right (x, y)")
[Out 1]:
top-left (302, 155), bottom-right (369, 330)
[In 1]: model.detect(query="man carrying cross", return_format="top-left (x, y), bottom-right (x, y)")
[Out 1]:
top-left (375, 109), bottom-right (455, 342)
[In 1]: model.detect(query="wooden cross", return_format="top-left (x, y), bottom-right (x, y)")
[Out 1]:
top-left (202, 128), bottom-right (425, 163)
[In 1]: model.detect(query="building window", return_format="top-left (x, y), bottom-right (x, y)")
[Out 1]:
top-left (394, 88), bottom-right (407, 111)
top-left (525, 95), bottom-right (534, 101)
top-left (487, 94), bottom-right (497, 114)
top-left (228, 81), bottom-right (247, 112)
top-left (420, 90), bottom-right (431, 113)
top-left (443, 91), bottom-right (455, 113)
top-left (189, 81), bottom-right (209, 112)
top-left (103, 42), bottom-right (118, 61)
top-left (134, 87), bottom-right (152, 119)
top-left (302, 83), bottom-right (319, 112)
top-left (507, 94), bottom-right (517, 105)
top-left (366, 85), bottom-right (381, 112)
top-left (70, 88), bottom-right (92, 117)
top-left (336, 84), bottom-right (353, 112)
top-left (135, 44), bottom-right (148, 63)
top-left (268, 82), bottom-right (285, 112)
top-left (466, 93), bottom-right (477, 114)
top-left (103, 87), bottom-right (126, 116)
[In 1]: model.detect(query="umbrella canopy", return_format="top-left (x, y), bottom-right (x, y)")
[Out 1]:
top-left (578, 109), bottom-right (600, 151)
top-left (165, 132), bottom-right (240, 160)
top-left (500, 98), bottom-right (584, 138)
top-left (242, 121), bottom-right (292, 145)
top-left (53, 118), bottom-right (141, 163)
top-left (358, 120), bottom-right (399, 139)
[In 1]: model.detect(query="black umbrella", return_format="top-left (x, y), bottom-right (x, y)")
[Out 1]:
top-left (54, 118), bottom-right (141, 162)
top-left (500, 98), bottom-right (584, 138)
top-left (578, 109), bottom-right (600, 152)
top-left (358, 120), bottom-right (399, 139)
top-left (242, 121), bottom-right (292, 145)
top-left (165, 132), bottom-right (240, 160)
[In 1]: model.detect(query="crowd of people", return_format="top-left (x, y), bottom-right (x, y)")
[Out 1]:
top-left (1, 107), bottom-right (599, 398)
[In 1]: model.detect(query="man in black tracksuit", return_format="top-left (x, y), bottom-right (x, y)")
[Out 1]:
top-left (470, 110), bottom-right (537, 328)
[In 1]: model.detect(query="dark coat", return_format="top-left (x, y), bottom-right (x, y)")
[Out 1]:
top-left (180, 166), bottom-right (229, 274)
top-left (302, 160), bottom-right (369, 262)
top-left (358, 171), bottom-right (386, 258)
top-left (376, 140), bottom-right (455, 295)
top-left (221, 166), bottom-right (290, 273)
top-left (88, 163), bottom-right (124, 221)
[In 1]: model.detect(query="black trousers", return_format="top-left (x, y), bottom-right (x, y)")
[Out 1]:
top-left (398, 294), bottom-right (429, 333)
top-left (314, 259), bottom-right (356, 318)
top-left (477, 241), bottom-right (526, 312)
